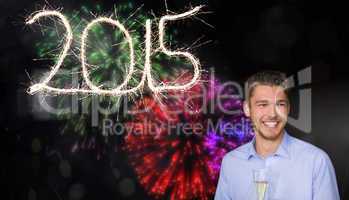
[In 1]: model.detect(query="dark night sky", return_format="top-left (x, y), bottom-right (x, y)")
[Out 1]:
top-left (1, 0), bottom-right (349, 199)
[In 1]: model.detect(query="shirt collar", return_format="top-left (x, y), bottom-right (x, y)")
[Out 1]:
top-left (246, 130), bottom-right (291, 160)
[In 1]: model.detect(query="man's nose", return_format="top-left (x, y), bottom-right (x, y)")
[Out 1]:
top-left (268, 104), bottom-right (277, 117)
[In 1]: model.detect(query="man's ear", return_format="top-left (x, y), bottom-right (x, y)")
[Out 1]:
top-left (243, 100), bottom-right (250, 117)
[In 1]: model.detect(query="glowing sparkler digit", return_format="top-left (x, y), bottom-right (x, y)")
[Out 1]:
top-left (26, 10), bottom-right (73, 95)
top-left (81, 17), bottom-right (135, 95)
top-left (104, 19), bottom-right (152, 95)
top-left (124, 19), bottom-right (152, 94)
top-left (147, 6), bottom-right (202, 92)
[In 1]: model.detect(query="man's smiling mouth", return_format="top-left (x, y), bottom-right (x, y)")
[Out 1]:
top-left (262, 121), bottom-right (279, 128)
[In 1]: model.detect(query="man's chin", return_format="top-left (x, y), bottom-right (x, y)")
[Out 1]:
top-left (259, 129), bottom-right (283, 141)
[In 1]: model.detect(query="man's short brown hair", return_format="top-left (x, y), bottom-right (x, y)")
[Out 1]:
top-left (245, 70), bottom-right (290, 101)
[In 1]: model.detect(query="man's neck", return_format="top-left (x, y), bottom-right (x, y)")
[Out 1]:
top-left (255, 131), bottom-right (285, 158)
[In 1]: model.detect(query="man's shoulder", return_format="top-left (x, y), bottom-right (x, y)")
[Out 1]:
top-left (288, 134), bottom-right (330, 159)
top-left (223, 142), bottom-right (251, 162)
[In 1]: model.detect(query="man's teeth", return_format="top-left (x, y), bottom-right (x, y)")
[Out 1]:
top-left (263, 121), bottom-right (278, 128)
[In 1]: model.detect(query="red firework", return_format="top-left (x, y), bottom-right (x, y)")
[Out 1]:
top-left (123, 71), bottom-right (251, 200)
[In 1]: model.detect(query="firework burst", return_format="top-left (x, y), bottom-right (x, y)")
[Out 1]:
top-left (31, 3), bottom-right (190, 136)
top-left (123, 70), bottom-right (254, 200)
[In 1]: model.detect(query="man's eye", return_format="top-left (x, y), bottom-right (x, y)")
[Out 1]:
top-left (258, 104), bottom-right (267, 107)
top-left (277, 103), bottom-right (287, 107)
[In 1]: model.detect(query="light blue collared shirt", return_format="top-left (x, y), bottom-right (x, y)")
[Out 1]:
top-left (214, 131), bottom-right (340, 200)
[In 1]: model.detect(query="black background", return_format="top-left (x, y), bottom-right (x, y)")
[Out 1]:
top-left (1, 0), bottom-right (348, 199)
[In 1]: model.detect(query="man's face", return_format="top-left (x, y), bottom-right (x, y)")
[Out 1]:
top-left (244, 85), bottom-right (290, 140)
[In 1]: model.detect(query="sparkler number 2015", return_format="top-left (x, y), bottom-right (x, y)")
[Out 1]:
top-left (26, 6), bottom-right (202, 96)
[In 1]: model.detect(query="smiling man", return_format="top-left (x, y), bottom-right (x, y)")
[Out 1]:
top-left (214, 71), bottom-right (340, 200)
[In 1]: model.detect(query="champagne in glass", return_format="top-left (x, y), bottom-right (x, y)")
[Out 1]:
top-left (253, 169), bottom-right (268, 200)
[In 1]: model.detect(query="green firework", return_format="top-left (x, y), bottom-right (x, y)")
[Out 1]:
top-left (33, 2), bottom-right (192, 136)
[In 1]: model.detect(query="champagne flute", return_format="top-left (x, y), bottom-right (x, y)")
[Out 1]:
top-left (253, 169), bottom-right (269, 200)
